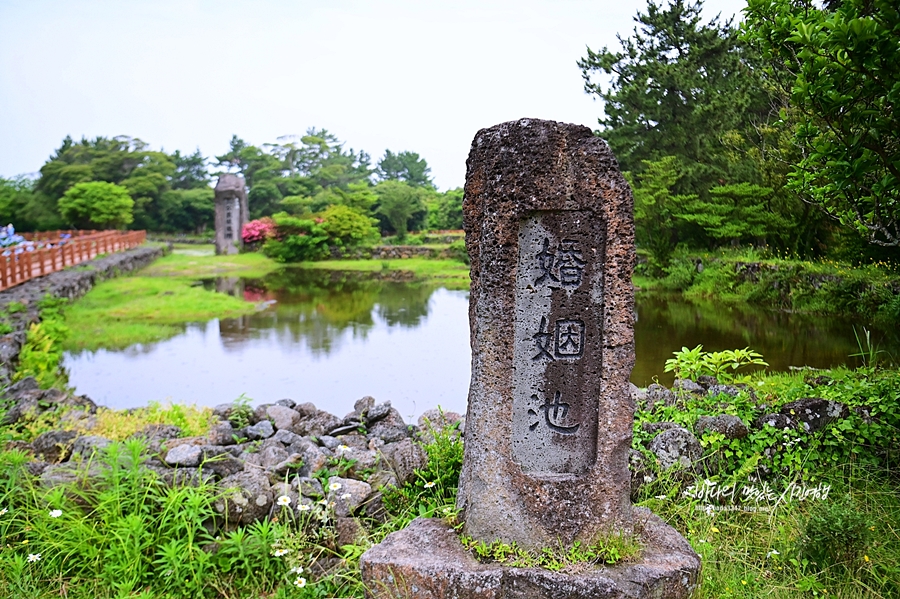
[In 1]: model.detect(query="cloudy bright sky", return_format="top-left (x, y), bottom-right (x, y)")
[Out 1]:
top-left (1, 0), bottom-right (746, 190)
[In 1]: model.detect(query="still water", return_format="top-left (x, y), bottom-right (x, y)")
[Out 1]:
top-left (64, 268), bottom-right (898, 419)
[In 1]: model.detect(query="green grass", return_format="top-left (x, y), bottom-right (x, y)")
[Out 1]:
top-left (63, 276), bottom-right (259, 351)
top-left (141, 247), bottom-right (278, 279)
top-left (299, 258), bottom-right (471, 289)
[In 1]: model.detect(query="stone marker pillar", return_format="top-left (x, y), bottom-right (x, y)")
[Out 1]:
top-left (360, 119), bottom-right (700, 599)
top-left (214, 174), bottom-right (248, 255)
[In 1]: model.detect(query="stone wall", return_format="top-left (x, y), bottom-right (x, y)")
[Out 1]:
top-left (0, 244), bottom-right (168, 386)
top-left (329, 245), bottom-right (458, 260)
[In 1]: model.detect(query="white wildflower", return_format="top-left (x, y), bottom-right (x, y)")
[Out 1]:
top-left (272, 548), bottom-right (290, 557)
top-left (0, 508), bottom-right (8, 516)
top-left (424, 481), bottom-right (436, 489)
top-left (49, 509), bottom-right (62, 518)
top-left (276, 495), bottom-right (291, 506)
top-left (27, 553), bottom-right (41, 562)
top-left (767, 549), bottom-right (780, 558)
top-left (290, 566), bottom-right (304, 575)
top-left (293, 576), bottom-right (307, 588)
top-left (329, 482), bottom-right (342, 491)
top-left (298, 504), bottom-right (311, 512)
top-left (340, 493), bottom-right (352, 500)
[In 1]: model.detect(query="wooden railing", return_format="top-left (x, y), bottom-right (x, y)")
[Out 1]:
top-left (0, 230), bottom-right (146, 292)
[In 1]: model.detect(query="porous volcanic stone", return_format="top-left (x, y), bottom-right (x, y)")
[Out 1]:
top-left (456, 118), bottom-right (635, 550)
top-left (360, 512), bottom-right (700, 599)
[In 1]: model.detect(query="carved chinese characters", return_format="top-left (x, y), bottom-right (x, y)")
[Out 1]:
top-left (512, 211), bottom-right (602, 474)
top-left (456, 118), bottom-right (636, 551)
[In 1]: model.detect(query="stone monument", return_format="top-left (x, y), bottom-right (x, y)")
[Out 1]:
top-left (360, 119), bottom-right (700, 598)
top-left (214, 174), bottom-right (248, 255)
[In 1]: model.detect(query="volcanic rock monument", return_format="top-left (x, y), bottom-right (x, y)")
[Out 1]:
top-left (360, 119), bottom-right (700, 598)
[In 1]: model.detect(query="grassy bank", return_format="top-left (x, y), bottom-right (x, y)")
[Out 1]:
top-left (643, 250), bottom-right (900, 324)
top-left (1, 363), bottom-right (898, 597)
top-left (62, 245), bottom-right (470, 352)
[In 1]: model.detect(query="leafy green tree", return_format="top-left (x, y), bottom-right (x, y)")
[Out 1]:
top-left (0, 177), bottom-right (43, 230)
top-left (744, 0), bottom-right (900, 246)
top-left (426, 188), bottom-right (464, 230)
top-left (374, 181), bottom-right (427, 241)
top-left (58, 182), bottom-right (134, 229)
top-left (170, 149), bottom-right (210, 190)
top-left (319, 205), bottom-right (379, 247)
top-left (376, 150), bottom-right (434, 187)
top-left (677, 182), bottom-right (778, 247)
top-left (628, 157), bottom-right (695, 270)
top-left (579, 0), bottom-right (766, 195)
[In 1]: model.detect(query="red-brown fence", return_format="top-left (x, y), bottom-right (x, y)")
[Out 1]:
top-left (0, 230), bottom-right (146, 292)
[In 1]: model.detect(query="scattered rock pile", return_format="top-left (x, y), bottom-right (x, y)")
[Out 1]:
top-left (1, 378), bottom-right (463, 542)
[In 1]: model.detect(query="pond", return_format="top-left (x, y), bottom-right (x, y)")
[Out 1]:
top-left (63, 267), bottom-right (899, 420)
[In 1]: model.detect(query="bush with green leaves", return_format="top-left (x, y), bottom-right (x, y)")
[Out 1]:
top-left (319, 204), bottom-right (379, 248)
top-left (664, 344), bottom-right (768, 382)
top-left (13, 297), bottom-right (70, 389)
top-left (57, 181), bottom-right (134, 230)
top-left (262, 212), bottom-right (330, 262)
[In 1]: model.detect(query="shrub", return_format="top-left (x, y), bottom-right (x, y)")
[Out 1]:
top-left (319, 205), bottom-right (379, 247)
top-left (58, 181), bottom-right (134, 230)
top-left (241, 217), bottom-right (275, 245)
top-left (262, 213), bottom-right (329, 263)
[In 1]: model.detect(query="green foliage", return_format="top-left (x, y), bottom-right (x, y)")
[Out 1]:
top-left (426, 188), bottom-right (464, 230)
top-left (460, 534), bottom-right (640, 569)
top-left (579, 0), bottom-right (766, 196)
top-left (319, 205), bottom-right (379, 248)
top-left (800, 497), bottom-right (873, 570)
top-left (374, 180), bottom-right (427, 241)
top-left (262, 213), bottom-right (330, 263)
top-left (664, 345), bottom-right (769, 382)
top-left (57, 181), bottom-right (134, 230)
top-left (744, 0), bottom-right (900, 247)
top-left (376, 150), bottom-right (434, 188)
top-left (447, 239), bottom-right (469, 265)
top-left (382, 416), bottom-right (464, 526)
top-left (13, 297), bottom-right (69, 389)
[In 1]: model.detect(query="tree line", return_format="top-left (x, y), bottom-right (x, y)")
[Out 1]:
top-left (0, 130), bottom-right (463, 239)
top-left (579, 0), bottom-right (899, 270)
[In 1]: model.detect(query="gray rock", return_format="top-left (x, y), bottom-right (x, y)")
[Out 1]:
top-left (380, 438), bottom-right (427, 485)
top-left (269, 454), bottom-right (304, 477)
top-left (266, 405), bottom-right (300, 431)
top-left (318, 435), bottom-right (340, 449)
top-left (201, 453), bottom-right (244, 478)
top-left (244, 420), bottom-right (275, 440)
top-left (756, 413), bottom-right (793, 430)
top-left (327, 476), bottom-right (371, 517)
top-left (271, 429), bottom-right (302, 446)
top-left (293, 401), bottom-right (318, 418)
top-left (292, 410), bottom-right (341, 438)
top-left (275, 398), bottom-right (296, 409)
top-left (696, 375), bottom-right (719, 389)
top-left (630, 383), bottom-right (649, 409)
top-left (32, 430), bottom-right (78, 463)
top-left (365, 401), bottom-right (394, 424)
top-left (674, 379), bottom-right (705, 395)
top-left (780, 397), bottom-right (848, 432)
top-left (149, 465), bottom-right (214, 488)
top-left (367, 407), bottom-right (410, 443)
top-left (645, 383), bottom-right (676, 411)
top-left (292, 476), bottom-right (324, 498)
top-left (695, 415), bottom-right (749, 440)
top-left (165, 444), bottom-right (202, 467)
top-left (707, 384), bottom-right (742, 398)
top-left (212, 403), bottom-right (233, 420)
top-left (216, 471), bottom-right (274, 526)
top-left (71, 435), bottom-right (111, 458)
top-left (259, 445), bottom-right (290, 470)
top-left (40, 462), bottom-right (107, 488)
top-left (335, 516), bottom-right (367, 546)
top-left (354, 395), bottom-right (376, 415)
top-left (641, 421), bottom-right (679, 435)
top-left (648, 427), bottom-right (702, 470)
top-left (207, 421), bottom-right (236, 446)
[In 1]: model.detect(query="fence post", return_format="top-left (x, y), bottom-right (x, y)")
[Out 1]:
top-left (0, 255), bottom-right (6, 289)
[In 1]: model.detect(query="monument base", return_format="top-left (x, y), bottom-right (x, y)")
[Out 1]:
top-left (360, 508), bottom-right (700, 599)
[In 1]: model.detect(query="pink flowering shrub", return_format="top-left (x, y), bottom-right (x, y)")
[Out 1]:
top-left (242, 218), bottom-right (275, 244)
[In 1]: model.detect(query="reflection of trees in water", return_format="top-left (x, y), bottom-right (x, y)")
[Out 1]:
top-left (216, 269), bottom-right (436, 356)
top-left (632, 293), bottom-right (900, 386)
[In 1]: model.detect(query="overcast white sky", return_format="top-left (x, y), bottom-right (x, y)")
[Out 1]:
top-left (1, 0), bottom-right (747, 190)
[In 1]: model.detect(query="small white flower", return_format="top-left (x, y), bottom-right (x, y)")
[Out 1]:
top-left (298, 504), bottom-right (311, 512)
top-left (290, 566), bottom-right (304, 574)
top-left (654, 495), bottom-right (667, 500)
top-left (329, 482), bottom-right (342, 491)
top-left (293, 576), bottom-right (307, 588)
top-left (27, 553), bottom-right (41, 562)
top-left (337, 444), bottom-right (351, 453)
top-left (643, 475), bottom-right (653, 483)
top-left (318, 499), bottom-right (329, 506)
top-left (49, 509), bottom-right (62, 518)
top-left (699, 539), bottom-right (708, 544)
top-left (424, 481), bottom-right (436, 489)
top-left (704, 505), bottom-right (714, 516)
top-left (767, 549), bottom-right (780, 558)
top-left (0, 508), bottom-right (8, 516)
top-left (272, 548), bottom-right (290, 557)
top-left (340, 493), bottom-right (352, 500)
top-left (276, 495), bottom-right (291, 506)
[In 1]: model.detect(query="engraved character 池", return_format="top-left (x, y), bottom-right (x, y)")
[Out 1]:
top-left (528, 391), bottom-right (580, 435)
top-left (555, 319), bottom-right (584, 357)
top-left (532, 316), bottom-right (554, 361)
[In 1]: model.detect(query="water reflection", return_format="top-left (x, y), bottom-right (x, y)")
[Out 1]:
top-left (63, 268), bottom-right (899, 416)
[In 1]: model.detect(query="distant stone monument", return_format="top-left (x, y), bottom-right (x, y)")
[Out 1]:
top-left (214, 174), bottom-right (248, 255)
top-left (360, 119), bottom-right (700, 598)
